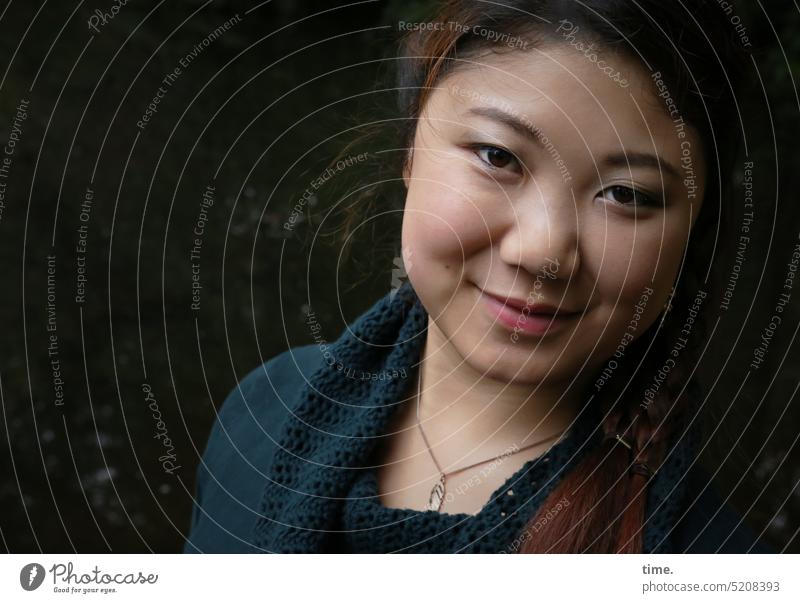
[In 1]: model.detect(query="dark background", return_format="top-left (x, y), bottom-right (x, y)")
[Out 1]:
top-left (0, 0), bottom-right (797, 553)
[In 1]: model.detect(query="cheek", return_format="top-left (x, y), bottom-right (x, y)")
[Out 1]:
top-left (585, 215), bottom-right (688, 312)
top-left (401, 175), bottom-right (497, 264)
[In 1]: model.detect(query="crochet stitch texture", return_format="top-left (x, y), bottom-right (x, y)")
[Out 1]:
top-left (251, 281), bottom-right (695, 552)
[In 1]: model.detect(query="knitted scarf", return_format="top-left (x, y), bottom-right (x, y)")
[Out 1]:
top-left (251, 280), bottom-right (695, 553)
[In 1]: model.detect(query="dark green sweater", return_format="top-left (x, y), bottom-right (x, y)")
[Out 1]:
top-left (184, 285), bottom-right (773, 554)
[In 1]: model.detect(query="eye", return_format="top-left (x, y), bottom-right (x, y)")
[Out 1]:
top-left (473, 145), bottom-right (521, 173)
top-left (597, 185), bottom-right (661, 208)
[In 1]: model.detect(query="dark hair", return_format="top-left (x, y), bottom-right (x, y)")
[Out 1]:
top-left (328, 0), bottom-right (750, 552)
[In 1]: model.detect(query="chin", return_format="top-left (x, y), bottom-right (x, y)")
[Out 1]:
top-left (451, 327), bottom-right (578, 385)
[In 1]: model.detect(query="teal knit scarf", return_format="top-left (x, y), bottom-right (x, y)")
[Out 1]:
top-left (252, 281), bottom-right (695, 552)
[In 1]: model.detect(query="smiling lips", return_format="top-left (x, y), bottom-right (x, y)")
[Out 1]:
top-left (479, 289), bottom-right (580, 336)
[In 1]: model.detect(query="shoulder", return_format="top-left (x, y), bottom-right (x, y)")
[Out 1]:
top-left (217, 343), bottom-right (323, 429)
top-left (672, 464), bottom-right (774, 553)
top-left (183, 344), bottom-right (323, 553)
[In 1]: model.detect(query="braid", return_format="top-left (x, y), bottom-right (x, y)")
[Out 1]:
top-left (518, 269), bottom-right (710, 553)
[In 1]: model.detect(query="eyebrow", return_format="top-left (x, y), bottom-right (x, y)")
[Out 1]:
top-left (467, 106), bottom-right (546, 149)
top-left (601, 152), bottom-right (680, 180)
top-left (466, 105), bottom-right (681, 179)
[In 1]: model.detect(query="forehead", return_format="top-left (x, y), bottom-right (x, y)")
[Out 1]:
top-left (427, 44), bottom-right (695, 163)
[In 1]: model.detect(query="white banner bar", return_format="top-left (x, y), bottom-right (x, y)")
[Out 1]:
top-left (2, 554), bottom-right (797, 601)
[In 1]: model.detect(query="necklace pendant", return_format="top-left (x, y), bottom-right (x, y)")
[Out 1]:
top-left (427, 473), bottom-right (446, 512)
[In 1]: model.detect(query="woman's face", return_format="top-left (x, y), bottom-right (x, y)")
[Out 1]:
top-left (401, 43), bottom-right (706, 385)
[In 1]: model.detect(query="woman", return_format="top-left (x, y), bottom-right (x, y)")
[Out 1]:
top-left (185, 0), bottom-right (772, 553)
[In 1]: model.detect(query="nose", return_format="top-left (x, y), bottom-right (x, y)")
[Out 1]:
top-left (498, 184), bottom-right (581, 282)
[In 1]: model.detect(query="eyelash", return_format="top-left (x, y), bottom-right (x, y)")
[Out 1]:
top-left (470, 144), bottom-right (664, 208)
top-left (597, 185), bottom-right (663, 208)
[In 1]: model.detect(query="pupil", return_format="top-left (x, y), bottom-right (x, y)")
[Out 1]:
top-left (488, 148), bottom-right (509, 167)
top-left (615, 186), bottom-right (634, 203)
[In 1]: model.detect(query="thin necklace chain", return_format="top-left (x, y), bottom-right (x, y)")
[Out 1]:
top-left (414, 368), bottom-right (568, 482)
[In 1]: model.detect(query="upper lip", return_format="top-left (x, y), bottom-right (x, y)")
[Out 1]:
top-left (482, 290), bottom-right (579, 315)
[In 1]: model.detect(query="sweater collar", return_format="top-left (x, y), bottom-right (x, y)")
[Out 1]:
top-left (251, 281), bottom-right (693, 552)
top-left (253, 281), bottom-right (426, 552)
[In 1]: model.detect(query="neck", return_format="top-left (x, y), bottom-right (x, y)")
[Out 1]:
top-left (416, 318), bottom-right (591, 453)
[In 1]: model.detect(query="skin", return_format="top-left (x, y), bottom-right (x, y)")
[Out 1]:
top-left (373, 43), bottom-right (706, 515)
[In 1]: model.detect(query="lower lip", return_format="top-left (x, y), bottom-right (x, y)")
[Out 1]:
top-left (480, 291), bottom-right (578, 336)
